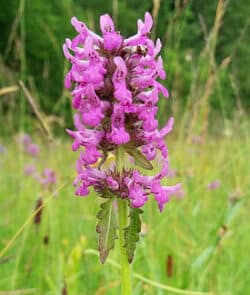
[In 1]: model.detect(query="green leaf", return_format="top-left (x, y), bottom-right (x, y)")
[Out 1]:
top-left (225, 200), bottom-right (244, 224)
top-left (124, 207), bottom-right (143, 263)
top-left (125, 146), bottom-right (153, 170)
top-left (96, 198), bottom-right (118, 263)
top-left (191, 246), bottom-right (215, 271)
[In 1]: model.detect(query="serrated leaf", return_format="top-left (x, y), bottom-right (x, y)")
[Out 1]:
top-left (96, 198), bottom-right (118, 263)
top-left (124, 207), bottom-right (143, 263)
top-left (125, 146), bottom-right (153, 170)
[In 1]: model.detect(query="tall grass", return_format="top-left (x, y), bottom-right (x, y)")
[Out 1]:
top-left (0, 1), bottom-right (249, 294)
top-left (0, 128), bottom-right (249, 294)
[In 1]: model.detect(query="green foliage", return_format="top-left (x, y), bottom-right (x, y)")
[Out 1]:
top-left (124, 144), bottom-right (153, 170)
top-left (0, 129), bottom-right (250, 294)
top-left (96, 197), bottom-right (118, 263)
top-left (124, 207), bottom-right (143, 263)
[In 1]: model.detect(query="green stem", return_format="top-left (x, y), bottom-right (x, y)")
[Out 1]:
top-left (116, 148), bottom-right (132, 295)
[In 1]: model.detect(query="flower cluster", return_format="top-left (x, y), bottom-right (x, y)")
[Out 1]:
top-left (18, 133), bottom-right (57, 190)
top-left (18, 133), bottom-right (40, 156)
top-left (64, 12), bottom-right (180, 211)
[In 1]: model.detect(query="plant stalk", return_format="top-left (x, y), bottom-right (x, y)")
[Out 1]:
top-left (116, 148), bottom-right (132, 295)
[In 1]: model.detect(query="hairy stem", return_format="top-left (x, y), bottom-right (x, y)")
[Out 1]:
top-left (116, 147), bottom-right (132, 295)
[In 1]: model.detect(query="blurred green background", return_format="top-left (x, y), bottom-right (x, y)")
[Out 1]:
top-left (0, 0), bottom-right (249, 294)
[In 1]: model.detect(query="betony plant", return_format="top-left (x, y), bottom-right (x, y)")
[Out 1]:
top-left (64, 12), bottom-right (180, 295)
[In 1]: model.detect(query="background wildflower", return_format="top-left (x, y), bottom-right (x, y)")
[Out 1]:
top-left (206, 179), bottom-right (221, 190)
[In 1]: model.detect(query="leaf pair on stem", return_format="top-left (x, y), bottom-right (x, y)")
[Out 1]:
top-left (96, 196), bottom-right (143, 264)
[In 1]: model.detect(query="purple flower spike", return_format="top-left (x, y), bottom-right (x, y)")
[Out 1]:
top-left (207, 180), bottom-right (221, 190)
top-left (79, 84), bottom-right (104, 127)
top-left (128, 184), bottom-right (148, 208)
top-left (40, 168), bottom-right (57, 189)
top-left (100, 14), bottom-right (122, 51)
top-left (26, 143), bottom-right (40, 156)
top-left (124, 12), bottom-right (153, 46)
top-left (107, 104), bottom-right (130, 144)
top-left (112, 57), bottom-right (132, 107)
top-left (24, 163), bottom-right (37, 176)
top-left (18, 133), bottom-right (32, 146)
top-left (64, 12), bottom-right (180, 212)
